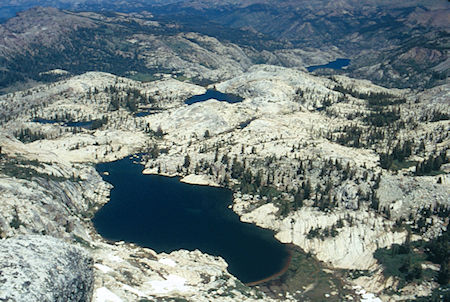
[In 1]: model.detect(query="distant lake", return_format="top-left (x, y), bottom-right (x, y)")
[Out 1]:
top-left (33, 118), bottom-right (93, 129)
top-left (92, 157), bottom-right (290, 284)
top-left (185, 89), bottom-right (243, 105)
top-left (307, 58), bottom-right (351, 72)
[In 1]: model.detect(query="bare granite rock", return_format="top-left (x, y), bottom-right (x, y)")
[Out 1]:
top-left (0, 235), bottom-right (94, 302)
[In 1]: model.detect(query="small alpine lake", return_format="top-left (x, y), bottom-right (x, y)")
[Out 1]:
top-left (33, 118), bottom-right (94, 129)
top-left (307, 58), bottom-right (351, 72)
top-left (93, 156), bottom-right (290, 284)
top-left (185, 89), bottom-right (243, 105)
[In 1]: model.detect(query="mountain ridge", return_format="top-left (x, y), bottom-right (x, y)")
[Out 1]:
top-left (1, 3), bottom-right (448, 91)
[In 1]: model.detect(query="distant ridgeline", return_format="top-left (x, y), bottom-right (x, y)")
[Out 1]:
top-left (1, 1), bottom-right (449, 92)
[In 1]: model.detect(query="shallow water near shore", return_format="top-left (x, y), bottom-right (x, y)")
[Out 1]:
top-left (93, 156), bottom-right (290, 283)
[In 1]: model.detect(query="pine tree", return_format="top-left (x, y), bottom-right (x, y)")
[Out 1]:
top-left (294, 189), bottom-right (304, 209)
top-left (183, 154), bottom-right (191, 169)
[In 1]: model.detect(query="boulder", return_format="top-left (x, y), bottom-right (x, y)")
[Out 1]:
top-left (0, 235), bottom-right (94, 302)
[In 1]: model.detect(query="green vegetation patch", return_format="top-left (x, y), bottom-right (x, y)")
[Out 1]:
top-left (0, 155), bottom-right (77, 182)
top-left (415, 150), bottom-right (448, 176)
top-left (374, 244), bottom-right (427, 284)
top-left (389, 160), bottom-right (417, 171)
top-left (332, 84), bottom-right (405, 107)
top-left (255, 247), bottom-right (356, 301)
top-left (72, 234), bottom-right (91, 248)
top-left (363, 109), bottom-right (400, 127)
top-left (414, 285), bottom-right (450, 302)
top-left (13, 128), bottom-right (48, 143)
top-left (375, 228), bottom-right (449, 289)
top-left (128, 72), bottom-right (160, 83)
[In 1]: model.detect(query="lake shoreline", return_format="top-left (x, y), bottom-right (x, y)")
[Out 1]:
top-left (245, 244), bottom-right (293, 286)
top-left (93, 156), bottom-right (290, 284)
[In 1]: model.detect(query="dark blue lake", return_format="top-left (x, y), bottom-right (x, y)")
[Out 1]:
top-left (92, 157), bottom-right (289, 283)
top-left (134, 111), bottom-right (152, 117)
top-left (185, 90), bottom-right (243, 105)
top-left (307, 58), bottom-right (351, 72)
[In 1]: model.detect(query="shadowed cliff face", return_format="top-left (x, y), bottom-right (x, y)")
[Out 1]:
top-left (0, 235), bottom-right (94, 302)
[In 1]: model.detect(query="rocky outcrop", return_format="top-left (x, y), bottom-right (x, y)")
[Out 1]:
top-left (180, 174), bottom-right (220, 186)
top-left (377, 174), bottom-right (450, 221)
top-left (0, 235), bottom-right (94, 302)
top-left (91, 241), bottom-right (286, 302)
top-left (234, 199), bottom-right (406, 270)
top-left (0, 136), bottom-right (110, 242)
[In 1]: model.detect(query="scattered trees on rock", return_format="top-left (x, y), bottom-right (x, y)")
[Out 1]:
top-left (415, 150), bottom-right (448, 176)
top-left (379, 140), bottom-right (413, 170)
top-left (106, 85), bottom-right (153, 112)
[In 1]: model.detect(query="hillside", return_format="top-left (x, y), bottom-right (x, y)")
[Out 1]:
top-left (1, 2), bottom-right (449, 91)
top-left (0, 7), bottom-right (342, 92)
top-left (155, 0), bottom-right (450, 89)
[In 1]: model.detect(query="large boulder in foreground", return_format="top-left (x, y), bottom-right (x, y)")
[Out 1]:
top-left (0, 235), bottom-right (93, 302)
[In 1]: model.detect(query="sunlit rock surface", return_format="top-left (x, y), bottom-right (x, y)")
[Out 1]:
top-left (0, 235), bottom-right (94, 302)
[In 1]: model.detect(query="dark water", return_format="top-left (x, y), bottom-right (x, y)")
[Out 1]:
top-left (92, 157), bottom-right (289, 283)
top-left (185, 89), bottom-right (243, 105)
top-left (134, 108), bottom-right (163, 117)
top-left (134, 111), bottom-right (152, 117)
top-left (33, 118), bottom-right (93, 129)
top-left (238, 118), bottom-right (256, 129)
top-left (307, 58), bottom-right (351, 72)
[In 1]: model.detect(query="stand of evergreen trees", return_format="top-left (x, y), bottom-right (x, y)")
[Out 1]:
top-left (375, 223), bottom-right (449, 287)
top-left (379, 140), bottom-right (413, 169)
top-left (415, 150), bottom-right (448, 176)
top-left (13, 128), bottom-right (47, 143)
top-left (90, 116), bottom-right (108, 130)
top-left (420, 109), bottom-right (450, 122)
top-left (426, 228), bottom-right (449, 285)
top-left (96, 85), bottom-right (154, 113)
